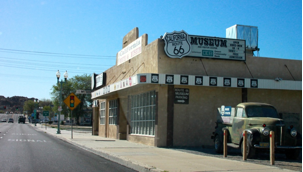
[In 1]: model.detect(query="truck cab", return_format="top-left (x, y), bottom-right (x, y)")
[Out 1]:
top-left (212, 102), bottom-right (301, 159)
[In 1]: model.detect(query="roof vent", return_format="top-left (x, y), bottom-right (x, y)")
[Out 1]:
top-left (226, 25), bottom-right (259, 51)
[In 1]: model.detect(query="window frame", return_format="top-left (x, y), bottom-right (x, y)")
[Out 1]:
top-left (130, 90), bottom-right (156, 136)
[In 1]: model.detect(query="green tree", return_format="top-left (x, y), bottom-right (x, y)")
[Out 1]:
top-left (51, 74), bottom-right (92, 124)
top-left (23, 100), bottom-right (38, 115)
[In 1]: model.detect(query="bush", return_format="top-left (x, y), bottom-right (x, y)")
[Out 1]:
top-left (48, 121), bottom-right (53, 124)
top-left (61, 121), bottom-right (65, 125)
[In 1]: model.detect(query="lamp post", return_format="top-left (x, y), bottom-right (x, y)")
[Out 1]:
top-left (34, 99), bottom-right (39, 126)
top-left (56, 70), bottom-right (68, 134)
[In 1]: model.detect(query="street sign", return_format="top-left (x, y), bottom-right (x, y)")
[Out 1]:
top-left (58, 106), bottom-right (62, 112)
top-left (76, 90), bottom-right (91, 94)
top-left (43, 111), bottom-right (49, 116)
top-left (64, 93), bottom-right (81, 110)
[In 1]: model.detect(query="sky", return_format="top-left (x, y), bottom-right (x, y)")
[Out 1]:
top-left (0, 0), bottom-right (301, 101)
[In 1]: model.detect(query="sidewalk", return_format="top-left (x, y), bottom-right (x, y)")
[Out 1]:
top-left (30, 123), bottom-right (297, 172)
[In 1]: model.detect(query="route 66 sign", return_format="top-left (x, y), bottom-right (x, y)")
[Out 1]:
top-left (163, 30), bottom-right (191, 58)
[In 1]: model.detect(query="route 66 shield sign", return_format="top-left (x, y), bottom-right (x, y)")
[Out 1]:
top-left (163, 30), bottom-right (191, 58)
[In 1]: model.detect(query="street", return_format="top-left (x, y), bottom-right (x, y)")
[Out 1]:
top-left (0, 114), bottom-right (136, 172)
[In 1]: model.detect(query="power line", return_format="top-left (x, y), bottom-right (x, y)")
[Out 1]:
top-left (0, 56), bottom-right (114, 67)
top-left (1, 60), bottom-right (112, 70)
top-left (0, 64), bottom-right (103, 74)
top-left (0, 48), bottom-right (116, 59)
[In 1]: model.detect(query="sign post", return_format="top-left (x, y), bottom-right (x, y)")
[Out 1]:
top-left (64, 93), bottom-right (81, 139)
top-left (43, 111), bottom-right (49, 130)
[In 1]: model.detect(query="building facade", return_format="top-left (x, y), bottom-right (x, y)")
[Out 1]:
top-left (91, 27), bottom-right (302, 147)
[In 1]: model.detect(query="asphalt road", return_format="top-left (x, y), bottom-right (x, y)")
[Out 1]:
top-left (0, 114), bottom-right (136, 172)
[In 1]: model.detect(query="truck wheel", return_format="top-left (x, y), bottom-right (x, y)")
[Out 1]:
top-left (285, 149), bottom-right (300, 160)
top-left (214, 135), bottom-right (223, 153)
top-left (241, 140), bottom-right (256, 158)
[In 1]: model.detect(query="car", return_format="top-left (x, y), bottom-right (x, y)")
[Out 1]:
top-left (18, 116), bottom-right (26, 124)
top-left (212, 102), bottom-right (302, 159)
top-left (8, 118), bottom-right (14, 123)
top-left (1, 118), bottom-right (7, 122)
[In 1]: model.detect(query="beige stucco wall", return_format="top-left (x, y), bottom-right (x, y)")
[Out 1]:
top-left (106, 34), bottom-right (159, 86)
top-left (248, 89), bottom-right (302, 134)
top-left (173, 86), bottom-right (242, 147)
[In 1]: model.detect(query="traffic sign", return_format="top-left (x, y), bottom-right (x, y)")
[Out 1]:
top-left (64, 93), bottom-right (81, 110)
top-left (76, 90), bottom-right (91, 94)
top-left (43, 111), bottom-right (49, 116)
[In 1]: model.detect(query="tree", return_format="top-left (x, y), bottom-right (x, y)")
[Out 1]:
top-left (51, 74), bottom-right (92, 125)
top-left (23, 100), bottom-right (38, 115)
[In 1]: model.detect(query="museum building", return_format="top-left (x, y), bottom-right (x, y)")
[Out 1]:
top-left (91, 26), bottom-right (302, 147)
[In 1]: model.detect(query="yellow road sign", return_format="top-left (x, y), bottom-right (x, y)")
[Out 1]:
top-left (64, 93), bottom-right (81, 110)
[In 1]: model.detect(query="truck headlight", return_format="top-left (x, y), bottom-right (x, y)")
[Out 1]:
top-left (262, 128), bottom-right (270, 136)
top-left (290, 129), bottom-right (297, 137)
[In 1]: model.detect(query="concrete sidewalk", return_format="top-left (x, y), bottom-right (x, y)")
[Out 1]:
top-left (30, 123), bottom-right (297, 172)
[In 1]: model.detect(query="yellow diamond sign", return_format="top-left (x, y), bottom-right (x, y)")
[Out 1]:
top-left (64, 93), bottom-right (81, 110)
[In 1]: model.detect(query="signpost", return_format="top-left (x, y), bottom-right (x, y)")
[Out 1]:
top-left (64, 93), bottom-right (81, 139)
top-left (43, 111), bottom-right (49, 129)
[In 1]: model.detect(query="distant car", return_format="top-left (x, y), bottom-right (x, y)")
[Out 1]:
top-left (18, 116), bottom-right (26, 124)
top-left (8, 118), bottom-right (14, 123)
top-left (1, 118), bottom-right (7, 122)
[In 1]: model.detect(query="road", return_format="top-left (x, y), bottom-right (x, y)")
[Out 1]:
top-left (0, 114), bottom-right (136, 172)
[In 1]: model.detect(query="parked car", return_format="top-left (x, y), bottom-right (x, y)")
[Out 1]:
top-left (212, 102), bottom-right (302, 159)
top-left (8, 118), bottom-right (14, 123)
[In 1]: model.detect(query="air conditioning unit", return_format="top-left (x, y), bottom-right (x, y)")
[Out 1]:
top-left (226, 24), bottom-right (259, 51)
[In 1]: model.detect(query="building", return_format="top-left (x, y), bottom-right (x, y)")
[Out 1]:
top-left (91, 27), bottom-right (302, 147)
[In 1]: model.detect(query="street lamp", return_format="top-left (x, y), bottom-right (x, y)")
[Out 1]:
top-left (56, 70), bottom-right (68, 134)
top-left (34, 99), bottom-right (39, 126)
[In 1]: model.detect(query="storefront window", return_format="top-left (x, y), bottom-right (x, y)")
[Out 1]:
top-left (100, 102), bottom-right (106, 125)
top-left (130, 90), bottom-right (156, 136)
top-left (109, 99), bottom-right (118, 125)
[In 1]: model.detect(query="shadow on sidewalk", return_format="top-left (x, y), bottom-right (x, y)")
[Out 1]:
top-left (168, 146), bottom-right (302, 163)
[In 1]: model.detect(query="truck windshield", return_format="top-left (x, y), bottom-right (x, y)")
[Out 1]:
top-left (245, 106), bottom-right (279, 118)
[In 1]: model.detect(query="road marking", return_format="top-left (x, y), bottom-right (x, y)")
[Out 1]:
top-left (8, 139), bottom-right (48, 142)
top-left (12, 133), bottom-right (37, 136)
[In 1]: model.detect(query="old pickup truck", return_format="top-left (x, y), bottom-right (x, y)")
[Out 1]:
top-left (211, 102), bottom-right (301, 159)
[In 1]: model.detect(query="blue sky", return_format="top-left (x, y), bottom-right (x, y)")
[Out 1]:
top-left (0, 0), bottom-right (301, 101)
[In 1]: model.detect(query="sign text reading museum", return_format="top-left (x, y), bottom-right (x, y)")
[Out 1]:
top-left (188, 35), bottom-right (246, 61)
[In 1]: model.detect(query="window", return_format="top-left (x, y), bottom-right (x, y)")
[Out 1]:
top-left (109, 99), bottom-right (118, 125)
top-left (246, 106), bottom-right (279, 118)
top-left (100, 102), bottom-right (106, 125)
top-left (130, 90), bottom-right (156, 136)
top-left (236, 108), bottom-right (243, 118)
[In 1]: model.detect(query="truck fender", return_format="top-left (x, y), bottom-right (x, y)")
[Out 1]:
top-left (240, 129), bottom-right (260, 146)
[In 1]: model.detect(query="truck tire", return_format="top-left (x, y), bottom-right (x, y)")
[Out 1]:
top-left (214, 135), bottom-right (223, 153)
top-left (285, 149), bottom-right (300, 160)
top-left (241, 140), bottom-right (256, 158)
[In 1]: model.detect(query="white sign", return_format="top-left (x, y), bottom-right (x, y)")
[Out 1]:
top-left (188, 35), bottom-right (246, 61)
top-left (96, 73), bottom-right (104, 88)
top-left (163, 30), bottom-right (191, 58)
top-left (76, 90), bottom-right (91, 94)
top-left (162, 30), bottom-right (246, 61)
top-left (117, 36), bottom-right (142, 66)
top-left (58, 106), bottom-right (62, 112)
